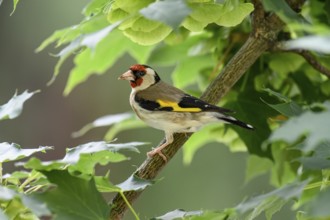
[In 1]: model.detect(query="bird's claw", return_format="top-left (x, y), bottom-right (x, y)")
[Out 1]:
top-left (147, 149), bottom-right (167, 162)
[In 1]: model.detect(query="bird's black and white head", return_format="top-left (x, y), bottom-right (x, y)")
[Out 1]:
top-left (118, 64), bottom-right (161, 91)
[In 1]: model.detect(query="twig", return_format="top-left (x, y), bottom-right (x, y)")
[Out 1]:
top-left (289, 49), bottom-right (330, 78)
top-left (109, 0), bottom-right (305, 219)
top-left (271, 41), bottom-right (330, 78)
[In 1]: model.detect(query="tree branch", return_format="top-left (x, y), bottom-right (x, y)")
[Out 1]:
top-left (109, 0), bottom-right (305, 219)
top-left (275, 47), bottom-right (330, 79)
top-left (293, 50), bottom-right (330, 78)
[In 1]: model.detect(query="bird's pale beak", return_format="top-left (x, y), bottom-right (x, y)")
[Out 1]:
top-left (118, 70), bottom-right (135, 81)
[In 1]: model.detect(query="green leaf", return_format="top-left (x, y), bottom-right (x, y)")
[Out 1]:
top-left (182, 16), bottom-right (207, 32)
top-left (140, 0), bottom-right (191, 29)
top-left (2, 171), bottom-right (30, 185)
top-left (269, 143), bottom-right (298, 187)
top-left (36, 15), bottom-right (109, 52)
top-left (72, 112), bottom-right (133, 138)
top-left (216, 3), bottom-right (254, 27)
top-left (24, 141), bottom-right (145, 175)
top-left (245, 155), bottom-right (273, 183)
top-left (63, 29), bottom-right (124, 95)
top-left (36, 27), bottom-right (74, 52)
top-left (111, 0), bottom-right (154, 14)
top-left (104, 116), bottom-right (146, 141)
top-left (225, 90), bottom-right (273, 159)
top-left (0, 186), bottom-right (51, 218)
top-left (262, 101), bottom-right (303, 117)
top-left (172, 54), bottom-right (215, 89)
top-left (189, 210), bottom-right (235, 220)
top-left (61, 141), bottom-right (143, 164)
top-left (224, 65), bottom-right (280, 160)
top-left (47, 20), bottom-right (119, 88)
top-left (127, 40), bottom-right (154, 63)
top-left (188, 3), bottom-right (223, 24)
top-left (261, 89), bottom-right (303, 117)
top-left (268, 53), bottom-right (305, 76)
top-left (285, 35), bottom-right (330, 54)
top-left (123, 22), bottom-right (172, 45)
top-left (64, 29), bottom-right (153, 95)
top-left (0, 90), bottom-right (38, 121)
top-left (152, 209), bottom-right (202, 220)
top-left (248, 196), bottom-right (287, 220)
top-left (119, 14), bottom-right (159, 31)
top-left (264, 199), bottom-right (287, 220)
top-left (183, 124), bottom-right (222, 165)
top-left (59, 22), bottom-right (116, 53)
top-left (2, 198), bottom-right (33, 220)
top-left (298, 142), bottom-right (330, 170)
top-left (69, 151), bottom-right (128, 176)
top-left (147, 32), bottom-right (211, 65)
top-left (164, 27), bottom-right (190, 45)
top-left (296, 211), bottom-right (309, 220)
top-left (34, 170), bottom-right (110, 220)
top-left (236, 180), bottom-right (309, 217)
top-left (182, 2), bottom-right (224, 31)
top-left (10, 0), bottom-right (19, 15)
top-left (183, 124), bottom-right (246, 165)
top-left (107, 8), bottom-right (130, 23)
top-left (325, 1), bottom-right (330, 23)
top-left (262, 88), bottom-right (291, 102)
top-left (95, 174), bottom-right (121, 193)
top-left (22, 157), bottom-right (65, 171)
top-left (291, 70), bottom-right (325, 104)
top-left (83, 0), bottom-right (109, 16)
top-left (321, 80), bottom-right (330, 96)
top-left (117, 174), bottom-right (154, 191)
top-left (262, 0), bottom-right (305, 23)
top-left (0, 143), bottom-right (52, 163)
top-left (306, 187), bottom-right (330, 218)
top-left (107, 0), bottom-right (156, 24)
top-left (79, 22), bottom-right (120, 51)
top-left (269, 102), bottom-right (330, 152)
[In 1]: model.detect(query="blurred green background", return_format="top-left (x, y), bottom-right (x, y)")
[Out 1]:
top-left (0, 1), bottom-right (288, 219)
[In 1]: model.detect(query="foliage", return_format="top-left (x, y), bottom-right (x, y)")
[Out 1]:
top-left (2, 0), bottom-right (330, 219)
top-left (0, 90), bottom-right (38, 121)
top-left (0, 87), bottom-right (147, 219)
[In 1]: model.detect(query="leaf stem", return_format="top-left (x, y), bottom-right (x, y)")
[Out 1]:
top-left (119, 191), bottom-right (140, 220)
top-left (304, 180), bottom-right (330, 191)
top-left (19, 172), bottom-right (40, 192)
top-left (24, 184), bottom-right (44, 194)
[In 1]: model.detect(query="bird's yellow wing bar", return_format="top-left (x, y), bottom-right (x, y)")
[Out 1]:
top-left (156, 99), bottom-right (202, 112)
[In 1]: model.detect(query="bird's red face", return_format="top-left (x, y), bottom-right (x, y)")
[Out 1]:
top-left (119, 64), bottom-right (160, 90)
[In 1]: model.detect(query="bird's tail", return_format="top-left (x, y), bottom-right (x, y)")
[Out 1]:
top-left (217, 115), bottom-right (254, 130)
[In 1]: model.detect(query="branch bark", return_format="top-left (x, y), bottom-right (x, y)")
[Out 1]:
top-left (293, 50), bottom-right (330, 78)
top-left (109, 0), bottom-right (305, 219)
top-left (276, 48), bottom-right (330, 79)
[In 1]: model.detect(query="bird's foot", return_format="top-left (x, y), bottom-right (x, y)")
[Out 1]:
top-left (147, 148), bottom-right (167, 162)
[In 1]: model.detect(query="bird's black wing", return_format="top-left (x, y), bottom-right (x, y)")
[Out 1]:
top-left (177, 94), bottom-right (234, 113)
top-left (135, 93), bottom-right (233, 113)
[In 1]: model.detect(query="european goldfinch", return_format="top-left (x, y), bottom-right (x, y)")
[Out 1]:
top-left (119, 64), bottom-right (253, 161)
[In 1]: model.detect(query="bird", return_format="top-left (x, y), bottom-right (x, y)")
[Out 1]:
top-left (118, 64), bottom-right (254, 161)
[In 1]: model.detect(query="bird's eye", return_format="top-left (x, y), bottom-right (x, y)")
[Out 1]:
top-left (135, 71), bottom-right (145, 77)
